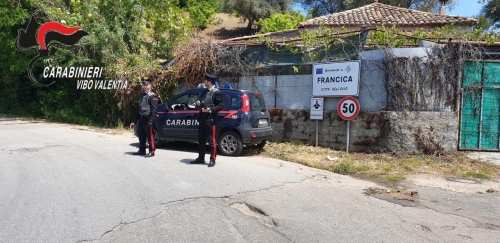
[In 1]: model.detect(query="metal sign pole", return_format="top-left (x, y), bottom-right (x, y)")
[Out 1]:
top-left (346, 120), bottom-right (350, 153)
top-left (316, 120), bottom-right (319, 147)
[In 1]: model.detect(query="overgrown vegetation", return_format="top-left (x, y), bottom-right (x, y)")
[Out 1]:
top-left (0, 0), bottom-right (194, 127)
top-left (166, 40), bottom-right (259, 87)
top-left (247, 142), bottom-right (500, 182)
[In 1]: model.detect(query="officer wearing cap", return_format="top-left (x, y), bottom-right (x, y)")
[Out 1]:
top-left (190, 73), bottom-right (224, 167)
top-left (133, 77), bottom-right (159, 157)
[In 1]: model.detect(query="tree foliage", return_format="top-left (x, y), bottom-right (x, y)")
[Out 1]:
top-left (181, 0), bottom-right (219, 31)
top-left (256, 11), bottom-right (306, 33)
top-left (221, 0), bottom-right (293, 33)
top-left (295, 0), bottom-right (456, 17)
top-left (186, 0), bottom-right (215, 30)
top-left (0, 0), bottom-right (190, 126)
top-left (473, 14), bottom-right (494, 31)
top-left (480, 0), bottom-right (500, 29)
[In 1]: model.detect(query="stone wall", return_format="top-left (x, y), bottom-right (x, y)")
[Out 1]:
top-left (269, 109), bottom-right (459, 153)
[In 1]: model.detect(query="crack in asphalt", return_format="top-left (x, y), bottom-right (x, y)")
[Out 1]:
top-left (77, 179), bottom-right (307, 242)
top-left (423, 205), bottom-right (500, 232)
top-left (78, 170), bottom-right (375, 242)
top-left (76, 211), bottom-right (164, 243)
top-left (76, 168), bottom-right (444, 242)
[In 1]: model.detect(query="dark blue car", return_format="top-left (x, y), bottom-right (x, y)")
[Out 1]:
top-left (136, 88), bottom-right (273, 156)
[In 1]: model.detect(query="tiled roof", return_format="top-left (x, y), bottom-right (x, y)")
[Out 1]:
top-left (299, 3), bottom-right (477, 28)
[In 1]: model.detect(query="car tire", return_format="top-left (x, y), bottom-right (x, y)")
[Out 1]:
top-left (218, 131), bottom-right (243, 156)
top-left (256, 139), bottom-right (266, 149)
top-left (153, 126), bottom-right (163, 147)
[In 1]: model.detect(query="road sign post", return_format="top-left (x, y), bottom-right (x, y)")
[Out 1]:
top-left (337, 96), bottom-right (361, 152)
top-left (310, 98), bottom-right (323, 147)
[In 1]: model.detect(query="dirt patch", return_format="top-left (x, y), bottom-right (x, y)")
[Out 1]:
top-left (364, 187), bottom-right (420, 207)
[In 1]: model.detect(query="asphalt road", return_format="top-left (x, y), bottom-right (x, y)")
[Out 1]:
top-left (1, 117), bottom-right (499, 243)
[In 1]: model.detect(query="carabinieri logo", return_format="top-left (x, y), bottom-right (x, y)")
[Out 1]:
top-left (16, 16), bottom-right (88, 87)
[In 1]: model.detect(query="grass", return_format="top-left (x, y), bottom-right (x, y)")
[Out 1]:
top-left (246, 142), bottom-right (500, 182)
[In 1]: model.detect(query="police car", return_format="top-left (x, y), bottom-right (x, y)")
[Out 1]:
top-left (136, 87), bottom-right (273, 156)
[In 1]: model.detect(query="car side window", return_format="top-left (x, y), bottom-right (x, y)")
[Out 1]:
top-left (171, 93), bottom-right (198, 111)
top-left (230, 96), bottom-right (242, 110)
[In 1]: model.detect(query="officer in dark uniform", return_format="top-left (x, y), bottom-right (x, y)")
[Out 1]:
top-left (133, 77), bottom-right (159, 157)
top-left (190, 73), bottom-right (224, 167)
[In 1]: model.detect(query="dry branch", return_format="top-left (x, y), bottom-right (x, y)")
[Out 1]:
top-left (167, 40), bottom-right (257, 87)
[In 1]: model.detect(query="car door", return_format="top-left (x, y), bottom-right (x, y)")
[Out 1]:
top-left (160, 92), bottom-right (198, 140)
top-left (248, 92), bottom-right (270, 129)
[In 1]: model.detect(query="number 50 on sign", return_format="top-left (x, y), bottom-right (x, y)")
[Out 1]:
top-left (337, 96), bottom-right (360, 121)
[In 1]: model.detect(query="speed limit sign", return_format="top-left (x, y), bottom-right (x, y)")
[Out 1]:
top-left (337, 96), bottom-right (360, 120)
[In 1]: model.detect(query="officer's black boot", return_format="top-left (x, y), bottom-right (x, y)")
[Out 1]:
top-left (208, 160), bottom-right (215, 167)
top-left (133, 150), bottom-right (146, 155)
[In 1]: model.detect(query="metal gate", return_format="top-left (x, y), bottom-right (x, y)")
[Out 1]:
top-left (460, 61), bottom-right (500, 150)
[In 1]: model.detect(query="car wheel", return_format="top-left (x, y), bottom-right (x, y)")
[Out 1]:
top-left (153, 127), bottom-right (163, 147)
top-left (256, 139), bottom-right (266, 149)
top-left (218, 131), bottom-right (243, 156)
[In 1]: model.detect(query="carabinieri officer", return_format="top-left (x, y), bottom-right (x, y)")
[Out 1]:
top-left (190, 73), bottom-right (224, 167)
top-left (133, 77), bottom-right (159, 157)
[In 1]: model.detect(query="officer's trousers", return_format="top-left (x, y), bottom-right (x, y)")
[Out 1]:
top-left (137, 117), bottom-right (155, 153)
top-left (198, 119), bottom-right (216, 162)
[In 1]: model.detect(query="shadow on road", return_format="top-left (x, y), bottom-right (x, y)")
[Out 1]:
top-left (179, 158), bottom-right (208, 165)
top-left (129, 141), bottom-right (198, 153)
top-left (128, 140), bottom-right (264, 158)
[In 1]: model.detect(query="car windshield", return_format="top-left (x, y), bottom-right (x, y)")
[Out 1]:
top-left (249, 93), bottom-right (266, 111)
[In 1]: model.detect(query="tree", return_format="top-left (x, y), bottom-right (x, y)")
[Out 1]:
top-left (222, 0), bottom-right (294, 33)
top-left (0, 0), bottom-right (190, 126)
top-left (295, 0), bottom-right (456, 18)
top-left (186, 0), bottom-right (216, 31)
top-left (257, 11), bottom-right (306, 33)
top-left (480, 0), bottom-right (500, 29)
top-left (473, 14), bottom-right (494, 31)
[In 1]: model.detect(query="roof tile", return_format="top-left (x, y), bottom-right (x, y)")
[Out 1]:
top-left (299, 3), bottom-right (477, 28)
